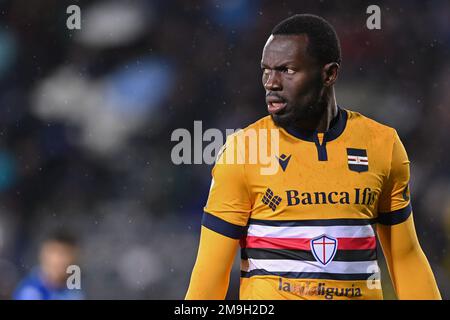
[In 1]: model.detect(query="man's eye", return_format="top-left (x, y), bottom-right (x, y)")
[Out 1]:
top-left (262, 68), bottom-right (271, 75)
top-left (286, 69), bottom-right (295, 75)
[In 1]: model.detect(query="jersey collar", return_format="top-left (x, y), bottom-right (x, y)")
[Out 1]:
top-left (283, 106), bottom-right (348, 143)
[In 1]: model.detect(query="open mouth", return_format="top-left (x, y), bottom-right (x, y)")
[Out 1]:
top-left (267, 101), bottom-right (287, 114)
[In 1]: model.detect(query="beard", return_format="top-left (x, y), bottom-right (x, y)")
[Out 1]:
top-left (271, 89), bottom-right (327, 130)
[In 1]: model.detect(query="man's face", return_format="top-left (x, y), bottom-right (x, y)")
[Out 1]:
top-left (40, 241), bottom-right (78, 287)
top-left (261, 34), bottom-right (325, 127)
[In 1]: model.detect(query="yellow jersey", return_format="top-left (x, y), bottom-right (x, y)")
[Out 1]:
top-left (202, 107), bottom-right (412, 300)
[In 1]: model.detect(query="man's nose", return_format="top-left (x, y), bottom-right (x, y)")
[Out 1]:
top-left (264, 71), bottom-right (282, 91)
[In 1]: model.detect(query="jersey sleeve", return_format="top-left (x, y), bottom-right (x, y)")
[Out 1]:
top-left (377, 130), bottom-right (412, 225)
top-left (202, 133), bottom-right (252, 239)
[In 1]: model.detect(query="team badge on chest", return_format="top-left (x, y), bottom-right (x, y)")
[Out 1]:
top-left (310, 235), bottom-right (338, 266)
top-left (347, 148), bottom-right (368, 172)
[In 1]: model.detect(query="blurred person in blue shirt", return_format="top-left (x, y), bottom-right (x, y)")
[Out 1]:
top-left (13, 232), bottom-right (85, 300)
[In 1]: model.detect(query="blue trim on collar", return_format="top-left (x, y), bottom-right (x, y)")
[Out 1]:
top-left (284, 107), bottom-right (348, 143)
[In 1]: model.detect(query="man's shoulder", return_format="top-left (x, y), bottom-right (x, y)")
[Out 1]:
top-left (227, 110), bottom-right (399, 141)
top-left (13, 270), bottom-right (47, 300)
top-left (218, 115), bottom-right (274, 161)
top-left (345, 108), bottom-right (396, 139)
top-left (225, 115), bottom-right (274, 140)
top-left (242, 115), bottom-right (275, 132)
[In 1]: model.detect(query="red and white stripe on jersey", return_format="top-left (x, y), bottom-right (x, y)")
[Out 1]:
top-left (240, 218), bottom-right (379, 280)
top-left (244, 235), bottom-right (376, 251)
top-left (347, 155), bottom-right (368, 165)
top-left (247, 224), bottom-right (375, 239)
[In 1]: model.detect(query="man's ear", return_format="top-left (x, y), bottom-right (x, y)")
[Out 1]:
top-left (322, 62), bottom-right (339, 87)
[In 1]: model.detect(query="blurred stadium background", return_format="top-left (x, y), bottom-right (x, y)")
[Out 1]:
top-left (0, 0), bottom-right (449, 299)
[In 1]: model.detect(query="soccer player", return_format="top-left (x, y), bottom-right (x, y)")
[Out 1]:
top-left (185, 14), bottom-right (441, 300)
top-left (13, 232), bottom-right (84, 300)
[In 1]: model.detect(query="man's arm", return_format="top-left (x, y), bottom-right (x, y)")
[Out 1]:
top-left (377, 130), bottom-right (441, 299)
top-left (185, 226), bottom-right (239, 299)
top-left (377, 214), bottom-right (441, 299)
top-left (185, 133), bottom-right (251, 299)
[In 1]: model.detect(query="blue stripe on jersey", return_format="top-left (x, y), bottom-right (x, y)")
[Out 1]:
top-left (377, 203), bottom-right (412, 225)
top-left (241, 248), bottom-right (377, 262)
top-left (202, 212), bottom-right (246, 239)
top-left (241, 270), bottom-right (373, 281)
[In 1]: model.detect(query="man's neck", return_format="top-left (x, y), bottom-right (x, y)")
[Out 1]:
top-left (317, 97), bottom-right (338, 133)
top-left (295, 88), bottom-right (338, 133)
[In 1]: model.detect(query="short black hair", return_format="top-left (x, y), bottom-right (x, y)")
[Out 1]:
top-left (43, 230), bottom-right (78, 247)
top-left (272, 14), bottom-right (341, 66)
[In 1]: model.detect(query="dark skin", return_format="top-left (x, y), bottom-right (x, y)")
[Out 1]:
top-left (261, 34), bottom-right (340, 132)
